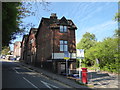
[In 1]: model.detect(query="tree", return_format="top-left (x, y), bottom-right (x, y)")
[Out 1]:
top-left (1, 46), bottom-right (10, 55)
top-left (77, 32), bottom-right (97, 66)
top-left (85, 36), bottom-right (119, 73)
top-left (2, 1), bottom-right (50, 47)
top-left (85, 41), bottom-right (101, 66)
top-left (2, 2), bottom-right (33, 46)
top-left (98, 38), bottom-right (118, 73)
top-left (114, 12), bottom-right (120, 22)
top-left (114, 29), bottom-right (120, 37)
top-left (114, 2), bottom-right (120, 73)
top-left (114, 1), bottom-right (120, 22)
top-left (77, 32), bottom-right (97, 51)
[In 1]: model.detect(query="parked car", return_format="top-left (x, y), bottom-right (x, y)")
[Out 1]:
top-left (1, 55), bottom-right (6, 59)
top-left (16, 57), bottom-right (20, 60)
top-left (8, 56), bottom-right (16, 60)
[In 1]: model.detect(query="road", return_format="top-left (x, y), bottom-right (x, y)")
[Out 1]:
top-left (2, 60), bottom-right (71, 89)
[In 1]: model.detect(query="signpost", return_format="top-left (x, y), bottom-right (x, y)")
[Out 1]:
top-left (77, 49), bottom-right (84, 58)
top-left (77, 49), bottom-right (84, 80)
top-left (64, 51), bottom-right (70, 76)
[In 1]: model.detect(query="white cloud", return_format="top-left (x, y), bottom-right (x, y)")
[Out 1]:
top-left (76, 20), bottom-right (117, 43)
top-left (83, 21), bottom-right (117, 32)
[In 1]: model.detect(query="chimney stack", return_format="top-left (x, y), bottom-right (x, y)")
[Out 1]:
top-left (50, 13), bottom-right (57, 19)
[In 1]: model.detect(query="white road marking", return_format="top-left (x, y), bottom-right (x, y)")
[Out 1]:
top-left (13, 68), bottom-right (20, 74)
top-left (41, 80), bottom-right (52, 89)
top-left (41, 80), bottom-right (59, 89)
top-left (14, 67), bottom-right (21, 69)
top-left (13, 62), bottom-right (34, 72)
top-left (23, 77), bottom-right (40, 90)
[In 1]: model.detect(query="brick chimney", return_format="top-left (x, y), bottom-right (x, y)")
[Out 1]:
top-left (50, 13), bottom-right (57, 19)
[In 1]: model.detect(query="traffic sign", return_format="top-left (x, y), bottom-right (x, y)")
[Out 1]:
top-left (64, 57), bottom-right (70, 60)
top-left (64, 51), bottom-right (70, 60)
top-left (77, 49), bottom-right (84, 58)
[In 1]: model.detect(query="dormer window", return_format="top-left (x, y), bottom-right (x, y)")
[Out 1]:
top-left (60, 25), bottom-right (67, 33)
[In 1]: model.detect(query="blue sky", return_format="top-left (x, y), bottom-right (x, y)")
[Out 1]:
top-left (10, 2), bottom-right (118, 50)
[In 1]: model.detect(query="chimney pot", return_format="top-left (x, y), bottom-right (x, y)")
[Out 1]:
top-left (50, 13), bottom-right (57, 19)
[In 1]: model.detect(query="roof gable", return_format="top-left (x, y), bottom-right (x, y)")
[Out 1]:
top-left (59, 16), bottom-right (68, 25)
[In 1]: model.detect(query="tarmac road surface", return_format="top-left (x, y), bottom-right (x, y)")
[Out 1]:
top-left (2, 60), bottom-right (71, 89)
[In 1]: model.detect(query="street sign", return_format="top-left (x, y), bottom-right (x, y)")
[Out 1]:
top-left (76, 49), bottom-right (84, 80)
top-left (64, 51), bottom-right (70, 60)
top-left (64, 51), bottom-right (70, 76)
top-left (77, 49), bottom-right (84, 59)
top-left (64, 57), bottom-right (69, 60)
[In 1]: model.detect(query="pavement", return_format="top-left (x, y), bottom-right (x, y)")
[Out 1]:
top-left (19, 61), bottom-right (120, 89)
top-left (87, 70), bottom-right (119, 88)
top-left (20, 61), bottom-right (119, 89)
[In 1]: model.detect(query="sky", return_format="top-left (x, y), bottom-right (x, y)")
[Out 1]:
top-left (9, 1), bottom-right (118, 50)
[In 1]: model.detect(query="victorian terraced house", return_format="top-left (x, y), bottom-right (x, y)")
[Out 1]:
top-left (35, 13), bottom-right (77, 74)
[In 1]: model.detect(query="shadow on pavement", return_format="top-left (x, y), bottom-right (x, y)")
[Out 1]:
top-left (88, 72), bottom-right (110, 79)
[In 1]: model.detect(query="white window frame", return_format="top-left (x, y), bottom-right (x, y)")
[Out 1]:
top-left (60, 40), bottom-right (68, 51)
top-left (60, 25), bottom-right (67, 33)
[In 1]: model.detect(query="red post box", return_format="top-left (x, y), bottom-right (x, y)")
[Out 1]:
top-left (81, 68), bottom-right (88, 84)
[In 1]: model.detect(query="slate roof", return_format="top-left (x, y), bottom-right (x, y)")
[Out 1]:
top-left (38, 16), bottom-right (77, 30)
top-left (36, 14), bottom-right (77, 37)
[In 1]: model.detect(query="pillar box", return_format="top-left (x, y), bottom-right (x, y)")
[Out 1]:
top-left (81, 68), bottom-right (88, 84)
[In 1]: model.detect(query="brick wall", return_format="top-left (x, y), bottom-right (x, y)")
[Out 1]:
top-left (36, 22), bottom-right (53, 66)
top-left (52, 27), bottom-right (76, 53)
top-left (35, 14), bottom-right (77, 73)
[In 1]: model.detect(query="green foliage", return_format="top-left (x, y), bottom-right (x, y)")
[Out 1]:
top-left (1, 46), bottom-right (10, 55)
top-left (2, 2), bottom-right (50, 47)
top-left (114, 2), bottom-right (120, 22)
top-left (114, 29), bottom-right (120, 37)
top-left (77, 32), bottom-right (97, 66)
top-left (2, 2), bottom-right (21, 46)
top-left (85, 37), bottom-right (119, 73)
top-left (77, 31), bottom-right (119, 73)
top-left (77, 32), bottom-right (97, 51)
top-left (2, 2), bottom-right (34, 46)
top-left (114, 12), bottom-right (120, 22)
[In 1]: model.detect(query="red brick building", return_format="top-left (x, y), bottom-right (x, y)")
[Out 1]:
top-left (20, 35), bottom-right (28, 62)
top-left (35, 13), bottom-right (77, 74)
top-left (13, 41), bottom-right (21, 58)
top-left (21, 28), bottom-right (38, 64)
top-left (26, 28), bottom-right (38, 65)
